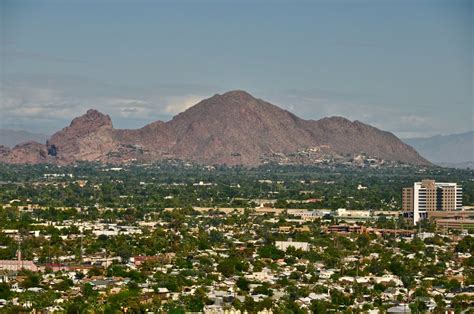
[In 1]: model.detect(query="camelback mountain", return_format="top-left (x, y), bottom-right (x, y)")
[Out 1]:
top-left (0, 90), bottom-right (430, 166)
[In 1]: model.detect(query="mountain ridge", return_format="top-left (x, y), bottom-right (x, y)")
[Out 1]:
top-left (0, 129), bottom-right (49, 148)
top-left (403, 131), bottom-right (473, 167)
top-left (0, 90), bottom-right (430, 166)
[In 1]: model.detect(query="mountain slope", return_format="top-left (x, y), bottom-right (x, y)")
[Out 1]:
top-left (164, 91), bottom-right (318, 165)
top-left (404, 131), bottom-right (474, 165)
top-left (48, 109), bottom-right (118, 164)
top-left (0, 90), bottom-right (430, 166)
top-left (304, 117), bottom-right (426, 165)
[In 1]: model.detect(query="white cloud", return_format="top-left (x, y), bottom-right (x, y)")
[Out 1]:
top-left (277, 90), bottom-right (460, 138)
top-left (2, 79), bottom-right (468, 138)
top-left (399, 115), bottom-right (430, 125)
top-left (164, 95), bottom-right (204, 115)
top-left (1, 85), bottom-right (84, 120)
top-left (0, 79), bottom-right (211, 133)
top-left (99, 98), bottom-right (153, 119)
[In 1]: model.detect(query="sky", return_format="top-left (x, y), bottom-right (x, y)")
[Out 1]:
top-left (1, 0), bottom-right (472, 138)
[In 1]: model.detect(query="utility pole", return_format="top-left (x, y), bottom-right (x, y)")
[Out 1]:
top-left (17, 233), bottom-right (22, 272)
top-left (48, 236), bottom-right (51, 264)
top-left (80, 222), bottom-right (84, 265)
top-left (356, 260), bottom-right (359, 278)
top-left (17, 208), bottom-right (23, 273)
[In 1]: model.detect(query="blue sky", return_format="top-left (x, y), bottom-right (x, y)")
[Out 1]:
top-left (1, 0), bottom-right (472, 137)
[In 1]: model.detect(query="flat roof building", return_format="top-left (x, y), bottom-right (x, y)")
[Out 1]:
top-left (0, 260), bottom-right (38, 272)
top-left (275, 239), bottom-right (311, 252)
top-left (403, 179), bottom-right (462, 225)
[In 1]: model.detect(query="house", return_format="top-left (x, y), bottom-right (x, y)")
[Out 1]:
top-left (387, 304), bottom-right (410, 313)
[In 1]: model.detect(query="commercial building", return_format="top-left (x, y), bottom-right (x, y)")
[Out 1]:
top-left (435, 219), bottom-right (474, 232)
top-left (275, 239), bottom-right (311, 252)
top-left (0, 260), bottom-right (38, 272)
top-left (402, 179), bottom-right (462, 225)
top-left (324, 224), bottom-right (414, 237)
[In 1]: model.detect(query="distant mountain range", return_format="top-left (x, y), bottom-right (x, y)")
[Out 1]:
top-left (403, 131), bottom-right (474, 168)
top-left (0, 90), bottom-right (430, 166)
top-left (0, 129), bottom-right (49, 148)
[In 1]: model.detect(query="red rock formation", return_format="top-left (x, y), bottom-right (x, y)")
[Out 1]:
top-left (0, 91), bottom-right (430, 166)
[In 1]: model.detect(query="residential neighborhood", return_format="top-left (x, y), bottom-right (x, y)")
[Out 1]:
top-left (0, 163), bottom-right (472, 312)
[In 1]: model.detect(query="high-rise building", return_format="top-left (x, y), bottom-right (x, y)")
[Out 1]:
top-left (402, 179), bottom-right (462, 225)
top-left (402, 187), bottom-right (414, 212)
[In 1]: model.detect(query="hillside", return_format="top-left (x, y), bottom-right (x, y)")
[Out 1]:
top-left (0, 90), bottom-right (430, 166)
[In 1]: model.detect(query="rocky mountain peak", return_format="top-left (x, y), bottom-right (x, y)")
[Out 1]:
top-left (218, 90), bottom-right (256, 102)
top-left (69, 109), bottom-right (113, 129)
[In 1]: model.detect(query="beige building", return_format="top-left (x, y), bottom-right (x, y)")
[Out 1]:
top-left (435, 219), bottom-right (474, 232)
top-left (402, 187), bottom-right (414, 211)
top-left (402, 179), bottom-right (462, 225)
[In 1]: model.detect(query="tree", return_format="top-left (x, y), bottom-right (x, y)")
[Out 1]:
top-left (456, 236), bottom-right (473, 253)
top-left (83, 283), bottom-right (98, 298)
top-left (217, 258), bottom-right (238, 277)
top-left (66, 294), bottom-right (95, 314)
top-left (236, 277), bottom-right (249, 291)
top-left (217, 257), bottom-right (248, 278)
top-left (53, 278), bottom-right (74, 291)
top-left (356, 233), bottom-right (370, 248)
top-left (330, 289), bottom-right (352, 306)
top-left (311, 300), bottom-right (329, 313)
top-left (184, 294), bottom-right (205, 311)
top-left (87, 266), bottom-right (103, 277)
top-left (258, 245), bottom-right (284, 260)
top-left (20, 272), bottom-right (41, 289)
top-left (0, 283), bottom-right (11, 299)
top-left (253, 283), bottom-right (273, 296)
top-left (410, 299), bottom-right (428, 313)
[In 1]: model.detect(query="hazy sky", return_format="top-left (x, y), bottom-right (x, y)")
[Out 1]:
top-left (1, 0), bottom-right (472, 137)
